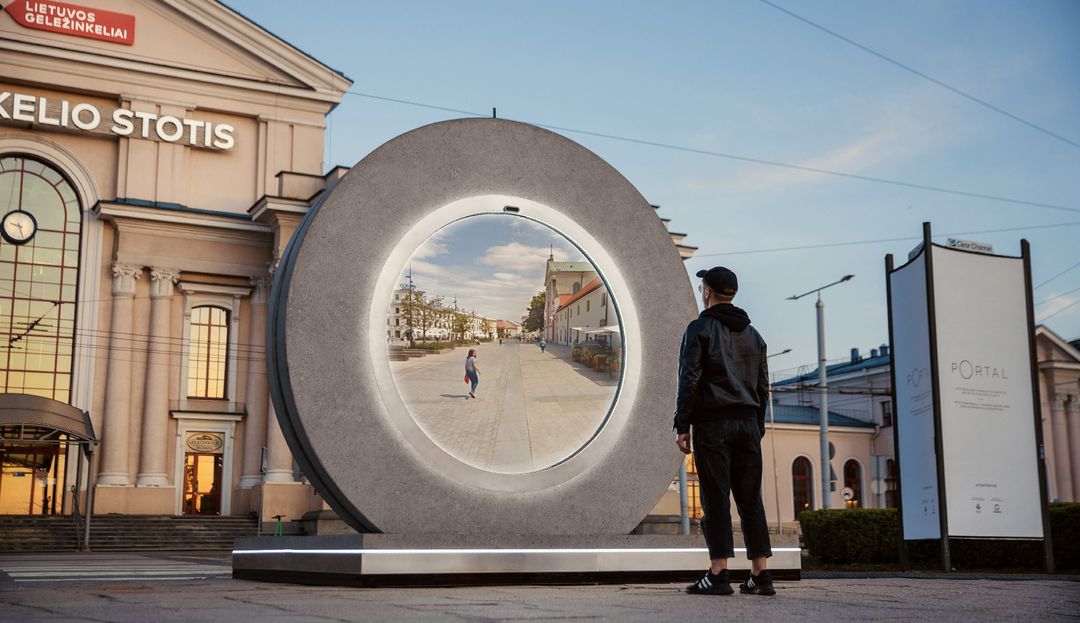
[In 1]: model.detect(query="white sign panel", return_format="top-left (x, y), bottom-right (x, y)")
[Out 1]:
top-left (889, 251), bottom-right (940, 539)
top-left (931, 247), bottom-right (1043, 538)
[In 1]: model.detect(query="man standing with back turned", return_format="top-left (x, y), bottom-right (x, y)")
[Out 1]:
top-left (675, 266), bottom-right (774, 596)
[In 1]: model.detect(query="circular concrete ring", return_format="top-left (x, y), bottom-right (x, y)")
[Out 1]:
top-left (269, 118), bottom-right (697, 535)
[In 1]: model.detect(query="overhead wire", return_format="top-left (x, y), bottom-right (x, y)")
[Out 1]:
top-left (1038, 298), bottom-right (1080, 323)
top-left (1036, 286), bottom-right (1080, 308)
top-left (756, 0), bottom-right (1080, 151)
top-left (692, 221), bottom-right (1080, 258)
top-left (342, 90), bottom-right (1078, 214)
top-left (1035, 259), bottom-right (1080, 290)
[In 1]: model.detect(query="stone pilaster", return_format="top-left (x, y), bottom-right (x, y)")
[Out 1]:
top-left (1066, 395), bottom-right (1080, 502)
top-left (239, 276), bottom-right (271, 489)
top-left (1052, 392), bottom-right (1074, 502)
top-left (263, 401), bottom-right (295, 483)
top-left (97, 263), bottom-right (142, 486)
top-left (136, 268), bottom-right (179, 487)
top-left (262, 258), bottom-right (294, 483)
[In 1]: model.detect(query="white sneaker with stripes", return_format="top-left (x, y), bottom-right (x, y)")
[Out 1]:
top-left (685, 569), bottom-right (733, 595)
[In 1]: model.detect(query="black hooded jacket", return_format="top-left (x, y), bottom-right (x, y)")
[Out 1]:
top-left (673, 303), bottom-right (769, 435)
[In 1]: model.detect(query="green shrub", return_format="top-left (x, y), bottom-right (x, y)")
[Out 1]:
top-left (800, 503), bottom-right (1078, 570)
top-left (799, 509), bottom-right (899, 563)
top-left (1050, 502), bottom-right (1080, 570)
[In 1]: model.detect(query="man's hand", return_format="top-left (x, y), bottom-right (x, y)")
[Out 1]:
top-left (675, 432), bottom-right (692, 454)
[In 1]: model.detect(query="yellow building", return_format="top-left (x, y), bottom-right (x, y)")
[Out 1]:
top-left (0, 0), bottom-right (350, 522)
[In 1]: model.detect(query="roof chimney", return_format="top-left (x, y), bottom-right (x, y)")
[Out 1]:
top-left (850, 347), bottom-right (861, 363)
top-left (880, 343), bottom-right (889, 357)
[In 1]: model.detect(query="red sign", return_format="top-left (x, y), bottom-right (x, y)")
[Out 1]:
top-left (5, 0), bottom-right (135, 46)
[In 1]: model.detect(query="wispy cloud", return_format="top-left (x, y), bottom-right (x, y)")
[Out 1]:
top-left (395, 213), bottom-right (593, 321)
top-left (678, 87), bottom-right (951, 195)
top-left (402, 242), bottom-right (584, 321)
top-left (1037, 293), bottom-right (1080, 323)
top-left (481, 242), bottom-right (557, 274)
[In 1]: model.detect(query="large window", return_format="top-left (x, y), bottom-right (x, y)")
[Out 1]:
top-left (885, 458), bottom-right (898, 509)
top-left (0, 156), bottom-right (81, 403)
top-left (187, 306), bottom-right (229, 399)
top-left (792, 456), bottom-right (814, 516)
top-left (844, 459), bottom-right (863, 508)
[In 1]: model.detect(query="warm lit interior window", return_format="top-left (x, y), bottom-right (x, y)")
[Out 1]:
top-left (0, 156), bottom-right (81, 404)
top-left (187, 306), bottom-right (228, 399)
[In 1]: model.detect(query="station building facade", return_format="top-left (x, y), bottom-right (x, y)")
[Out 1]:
top-left (0, 0), bottom-right (350, 521)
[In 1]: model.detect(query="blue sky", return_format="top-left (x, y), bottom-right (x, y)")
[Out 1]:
top-left (399, 214), bottom-right (585, 322)
top-left (228, 0), bottom-right (1080, 374)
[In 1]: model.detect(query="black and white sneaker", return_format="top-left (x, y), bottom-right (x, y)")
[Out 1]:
top-left (685, 569), bottom-right (733, 595)
top-left (739, 570), bottom-right (776, 596)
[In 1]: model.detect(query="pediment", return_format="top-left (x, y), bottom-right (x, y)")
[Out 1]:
top-left (2, 0), bottom-right (350, 98)
top-left (1037, 325), bottom-right (1080, 364)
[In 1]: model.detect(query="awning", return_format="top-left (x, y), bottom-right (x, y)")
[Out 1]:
top-left (0, 393), bottom-right (96, 445)
top-left (585, 326), bottom-right (621, 335)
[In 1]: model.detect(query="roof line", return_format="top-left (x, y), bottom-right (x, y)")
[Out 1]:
top-left (214, 0), bottom-right (351, 81)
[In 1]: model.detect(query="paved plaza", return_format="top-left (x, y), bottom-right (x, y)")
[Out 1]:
top-left (1, 553), bottom-right (1078, 622)
top-left (390, 342), bottom-right (616, 473)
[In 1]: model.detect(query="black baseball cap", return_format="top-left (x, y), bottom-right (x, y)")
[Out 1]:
top-left (696, 266), bottom-right (738, 294)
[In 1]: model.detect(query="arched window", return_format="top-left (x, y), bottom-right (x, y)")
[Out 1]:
top-left (844, 459), bottom-right (863, 508)
top-left (792, 456), bottom-right (814, 516)
top-left (187, 306), bottom-right (229, 399)
top-left (885, 458), bottom-right (898, 509)
top-left (0, 156), bottom-right (81, 404)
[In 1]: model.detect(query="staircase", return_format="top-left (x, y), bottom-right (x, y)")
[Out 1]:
top-left (0, 515), bottom-right (259, 552)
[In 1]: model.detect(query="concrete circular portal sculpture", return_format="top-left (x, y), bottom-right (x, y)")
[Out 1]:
top-left (268, 118), bottom-right (696, 535)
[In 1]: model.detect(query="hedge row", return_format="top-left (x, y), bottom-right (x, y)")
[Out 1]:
top-left (799, 503), bottom-right (1079, 570)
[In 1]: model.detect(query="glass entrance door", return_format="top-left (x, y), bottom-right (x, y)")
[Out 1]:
top-left (181, 453), bottom-right (223, 515)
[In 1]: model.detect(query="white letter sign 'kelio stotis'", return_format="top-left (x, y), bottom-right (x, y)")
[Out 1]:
top-left (885, 223), bottom-right (1053, 571)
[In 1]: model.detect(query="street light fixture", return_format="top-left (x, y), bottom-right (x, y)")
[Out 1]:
top-left (787, 274), bottom-right (854, 509)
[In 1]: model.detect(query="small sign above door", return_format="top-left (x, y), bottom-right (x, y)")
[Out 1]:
top-left (185, 432), bottom-right (224, 454)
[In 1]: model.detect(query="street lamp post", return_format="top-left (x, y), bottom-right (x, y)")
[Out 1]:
top-left (788, 274), bottom-right (853, 510)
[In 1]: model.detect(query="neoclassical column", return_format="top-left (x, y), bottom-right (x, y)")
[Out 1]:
top-left (263, 401), bottom-right (295, 483)
top-left (97, 263), bottom-right (142, 486)
top-left (136, 268), bottom-right (178, 487)
top-left (1066, 394), bottom-right (1080, 502)
top-left (1051, 392), bottom-right (1074, 502)
top-left (238, 276), bottom-right (271, 489)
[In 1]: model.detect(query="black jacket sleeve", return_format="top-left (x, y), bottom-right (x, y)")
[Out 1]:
top-left (757, 337), bottom-right (769, 437)
top-left (674, 322), bottom-right (705, 434)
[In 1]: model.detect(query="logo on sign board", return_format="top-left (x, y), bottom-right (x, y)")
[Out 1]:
top-left (950, 360), bottom-right (1007, 380)
top-left (906, 366), bottom-right (929, 387)
top-left (186, 433), bottom-right (224, 453)
top-left (4, 0), bottom-right (136, 45)
top-left (946, 238), bottom-right (994, 254)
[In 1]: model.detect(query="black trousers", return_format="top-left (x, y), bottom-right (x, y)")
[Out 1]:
top-left (692, 417), bottom-right (773, 560)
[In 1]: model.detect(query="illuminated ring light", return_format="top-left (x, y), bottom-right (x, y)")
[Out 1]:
top-left (269, 118), bottom-right (696, 535)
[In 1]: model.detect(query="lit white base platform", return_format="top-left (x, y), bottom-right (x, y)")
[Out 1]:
top-left (233, 534), bottom-right (801, 586)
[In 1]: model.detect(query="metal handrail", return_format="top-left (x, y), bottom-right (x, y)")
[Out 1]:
top-left (70, 484), bottom-right (82, 550)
